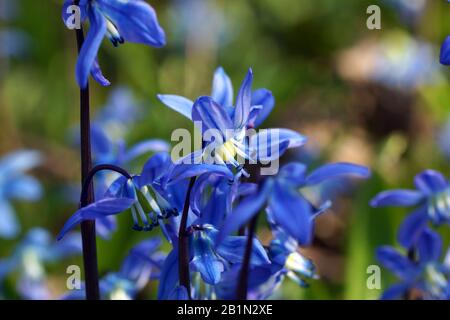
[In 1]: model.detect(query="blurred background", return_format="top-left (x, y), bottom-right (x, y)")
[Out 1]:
top-left (1, 0), bottom-right (450, 299)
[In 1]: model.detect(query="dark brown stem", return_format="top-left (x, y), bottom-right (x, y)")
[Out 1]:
top-left (236, 213), bottom-right (259, 300)
top-left (178, 177), bottom-right (196, 299)
top-left (74, 0), bottom-right (100, 300)
top-left (80, 164), bottom-right (132, 206)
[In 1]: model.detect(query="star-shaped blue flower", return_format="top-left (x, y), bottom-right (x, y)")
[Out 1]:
top-left (371, 169), bottom-right (450, 248)
top-left (377, 228), bottom-right (450, 300)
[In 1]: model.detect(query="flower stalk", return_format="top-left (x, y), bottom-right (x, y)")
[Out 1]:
top-left (236, 213), bottom-right (259, 300)
top-left (74, 0), bottom-right (100, 299)
top-left (178, 177), bottom-right (196, 299)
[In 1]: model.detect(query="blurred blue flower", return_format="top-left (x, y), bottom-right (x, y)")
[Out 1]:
top-left (339, 32), bottom-right (441, 89)
top-left (218, 162), bottom-right (370, 245)
top-left (62, 0), bottom-right (166, 88)
top-left (0, 228), bottom-right (82, 299)
top-left (0, 30), bottom-right (29, 59)
top-left (0, 150), bottom-right (42, 239)
top-left (169, 0), bottom-right (229, 50)
top-left (377, 228), bottom-right (450, 300)
top-left (385, 0), bottom-right (426, 26)
top-left (371, 169), bottom-right (450, 248)
top-left (158, 67), bottom-right (305, 171)
top-left (62, 237), bottom-right (164, 300)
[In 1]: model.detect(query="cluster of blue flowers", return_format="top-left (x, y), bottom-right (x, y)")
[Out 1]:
top-left (57, 0), bottom-right (372, 297)
top-left (3, 0), bottom-right (449, 301)
top-left (371, 170), bottom-right (450, 299)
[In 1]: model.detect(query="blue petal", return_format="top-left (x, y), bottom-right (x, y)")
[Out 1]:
top-left (370, 189), bottom-right (424, 208)
top-left (376, 246), bottom-right (415, 280)
top-left (216, 236), bottom-right (270, 265)
top-left (0, 200), bottom-right (19, 239)
top-left (191, 231), bottom-right (224, 285)
top-left (192, 96), bottom-right (234, 139)
top-left (250, 128), bottom-right (307, 162)
top-left (216, 180), bottom-right (272, 245)
top-left (57, 198), bottom-right (135, 240)
top-left (440, 36), bottom-right (450, 66)
top-left (278, 162), bottom-right (307, 187)
top-left (157, 94), bottom-right (194, 120)
top-left (306, 163), bottom-right (371, 186)
top-left (380, 283), bottom-right (410, 300)
top-left (90, 58), bottom-right (110, 86)
top-left (248, 89), bottom-right (275, 128)
top-left (139, 152), bottom-right (172, 187)
top-left (96, 0), bottom-right (166, 47)
top-left (397, 207), bottom-right (428, 248)
top-left (76, 7), bottom-right (106, 88)
top-left (417, 228), bottom-right (442, 264)
top-left (211, 67), bottom-right (233, 107)
top-left (234, 68), bottom-right (253, 129)
top-left (167, 163), bottom-right (233, 185)
top-left (157, 248), bottom-right (179, 300)
top-left (414, 170), bottom-right (448, 195)
top-left (123, 139), bottom-right (170, 164)
top-left (269, 182), bottom-right (314, 245)
top-left (200, 183), bottom-right (230, 227)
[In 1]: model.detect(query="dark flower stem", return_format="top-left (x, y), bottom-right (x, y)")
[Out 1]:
top-left (80, 164), bottom-right (132, 206)
top-left (178, 177), bottom-right (196, 299)
top-left (74, 0), bottom-right (100, 300)
top-left (236, 163), bottom-right (262, 300)
top-left (236, 213), bottom-right (259, 300)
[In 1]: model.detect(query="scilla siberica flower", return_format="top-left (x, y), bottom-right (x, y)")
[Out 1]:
top-left (62, 0), bottom-right (166, 88)
top-left (57, 152), bottom-right (232, 240)
top-left (70, 88), bottom-right (170, 238)
top-left (62, 237), bottom-right (164, 300)
top-left (377, 228), bottom-right (450, 300)
top-left (158, 67), bottom-right (306, 171)
top-left (370, 170), bottom-right (450, 248)
top-left (0, 150), bottom-right (42, 239)
top-left (217, 162), bottom-right (370, 245)
top-left (0, 228), bottom-right (81, 299)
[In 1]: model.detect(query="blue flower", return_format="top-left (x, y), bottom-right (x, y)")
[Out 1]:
top-left (58, 152), bottom-right (232, 239)
top-left (217, 162), bottom-right (370, 245)
top-left (158, 67), bottom-right (306, 170)
top-left (69, 87), bottom-right (170, 238)
top-left (62, 237), bottom-right (164, 300)
top-left (268, 227), bottom-right (319, 288)
top-left (0, 150), bottom-right (42, 239)
top-left (62, 0), bottom-right (166, 88)
top-left (371, 169), bottom-right (450, 248)
top-left (0, 228), bottom-right (82, 299)
top-left (377, 228), bottom-right (450, 300)
top-left (157, 224), bottom-right (269, 300)
top-left (216, 226), bottom-right (319, 300)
